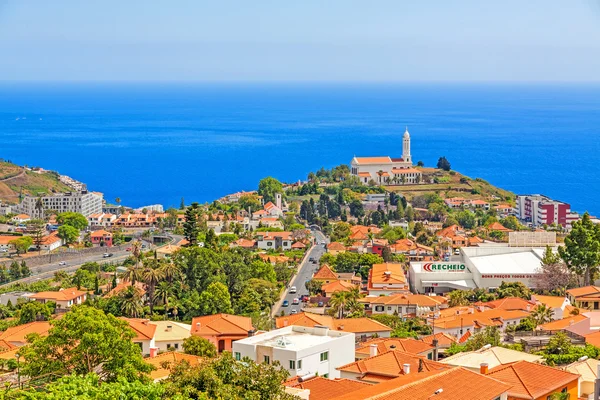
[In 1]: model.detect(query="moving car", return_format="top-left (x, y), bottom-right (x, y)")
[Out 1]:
top-left (291, 309), bottom-right (298, 315)
top-left (292, 298), bottom-right (300, 305)
top-left (454, 249), bottom-right (460, 255)
top-left (282, 300), bottom-right (289, 307)
top-left (58, 261), bottom-right (67, 266)
top-left (289, 286), bottom-right (297, 294)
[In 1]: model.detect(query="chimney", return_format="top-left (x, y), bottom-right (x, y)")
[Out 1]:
top-left (369, 344), bottom-right (378, 357)
top-left (166, 325), bottom-right (172, 332)
top-left (402, 363), bottom-right (410, 375)
top-left (480, 363), bottom-right (489, 374)
top-left (149, 347), bottom-right (159, 358)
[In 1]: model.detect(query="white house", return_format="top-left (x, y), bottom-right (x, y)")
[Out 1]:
top-left (232, 325), bottom-right (355, 379)
top-left (121, 318), bottom-right (157, 357)
top-left (39, 233), bottom-right (64, 251)
top-left (256, 231), bottom-right (293, 251)
top-left (88, 213), bottom-right (117, 227)
top-left (28, 287), bottom-right (87, 310)
top-left (11, 214), bottom-right (31, 224)
top-left (149, 321), bottom-right (191, 353)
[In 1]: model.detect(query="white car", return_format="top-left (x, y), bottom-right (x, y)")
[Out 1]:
top-left (58, 261), bottom-right (67, 266)
top-left (289, 286), bottom-right (297, 294)
top-left (454, 249), bottom-right (460, 255)
top-left (291, 309), bottom-right (298, 315)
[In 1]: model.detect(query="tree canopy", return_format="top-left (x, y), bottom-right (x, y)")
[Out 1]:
top-left (257, 177), bottom-right (283, 204)
top-left (56, 212), bottom-right (88, 230)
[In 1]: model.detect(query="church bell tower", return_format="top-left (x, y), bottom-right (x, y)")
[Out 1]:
top-left (402, 127), bottom-right (411, 164)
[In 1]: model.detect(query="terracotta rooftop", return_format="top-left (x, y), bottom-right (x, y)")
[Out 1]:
top-left (0, 321), bottom-right (51, 345)
top-left (486, 360), bottom-right (578, 399)
top-left (284, 376), bottom-right (371, 400)
top-left (567, 285), bottom-right (600, 298)
top-left (190, 313), bottom-right (253, 336)
top-left (359, 293), bottom-right (447, 307)
top-left (355, 338), bottom-right (433, 357)
top-left (327, 242), bottom-right (347, 251)
top-left (474, 297), bottom-right (536, 312)
top-left (120, 318), bottom-right (158, 341)
top-left (330, 367), bottom-right (511, 400)
top-left (369, 263), bottom-right (406, 285)
top-left (354, 157), bottom-right (393, 165)
top-left (313, 264), bottom-right (338, 280)
top-left (29, 287), bottom-right (86, 302)
top-left (533, 295), bottom-right (568, 309)
top-left (420, 332), bottom-right (458, 347)
top-left (275, 312), bottom-right (392, 334)
top-left (321, 280), bottom-right (356, 294)
top-left (145, 351), bottom-right (203, 381)
top-left (537, 314), bottom-right (587, 331)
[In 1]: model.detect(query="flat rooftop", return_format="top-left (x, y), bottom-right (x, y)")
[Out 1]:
top-left (468, 249), bottom-right (543, 274)
top-left (236, 326), bottom-right (351, 351)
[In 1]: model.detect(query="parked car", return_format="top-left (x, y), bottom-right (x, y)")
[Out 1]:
top-left (317, 301), bottom-right (324, 307)
top-left (126, 247), bottom-right (132, 251)
top-left (289, 286), bottom-right (297, 294)
top-left (300, 295), bottom-right (310, 302)
top-left (282, 300), bottom-right (289, 307)
top-left (291, 309), bottom-right (298, 315)
top-left (292, 298), bottom-right (300, 305)
top-left (454, 249), bottom-right (460, 255)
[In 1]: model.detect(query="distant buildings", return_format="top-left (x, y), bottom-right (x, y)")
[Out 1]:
top-left (515, 194), bottom-right (578, 228)
top-left (256, 231), bottom-right (294, 251)
top-left (16, 191), bottom-right (103, 218)
top-left (233, 325), bottom-right (355, 379)
top-left (190, 313), bottom-right (254, 353)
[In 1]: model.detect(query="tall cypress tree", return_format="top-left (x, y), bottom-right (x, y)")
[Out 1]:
top-left (183, 202), bottom-right (200, 246)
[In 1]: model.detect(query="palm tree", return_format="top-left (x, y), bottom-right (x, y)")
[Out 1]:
top-left (154, 281), bottom-right (173, 320)
top-left (531, 304), bottom-right (554, 325)
top-left (159, 260), bottom-right (180, 284)
top-left (131, 240), bottom-right (143, 268)
top-left (118, 286), bottom-right (143, 318)
top-left (330, 291), bottom-right (350, 318)
top-left (143, 260), bottom-right (165, 314)
top-left (122, 265), bottom-right (142, 285)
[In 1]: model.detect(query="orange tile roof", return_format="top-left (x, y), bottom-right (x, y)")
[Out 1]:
top-left (0, 321), bottom-right (51, 345)
top-left (90, 229), bottom-right (112, 238)
top-left (105, 281), bottom-right (146, 298)
top-left (436, 225), bottom-right (460, 238)
top-left (330, 367), bottom-right (511, 400)
top-left (190, 314), bottom-right (253, 336)
top-left (313, 264), bottom-right (338, 280)
top-left (355, 338), bottom-right (433, 357)
top-left (533, 295), bottom-right (568, 308)
top-left (337, 350), bottom-right (450, 382)
top-left (585, 330), bottom-right (600, 347)
top-left (487, 360), bottom-right (578, 399)
top-left (420, 332), bottom-right (458, 347)
top-left (433, 309), bottom-right (530, 330)
top-left (256, 231), bottom-right (292, 240)
top-left (350, 225), bottom-right (382, 235)
top-left (327, 241), bottom-right (347, 251)
top-left (391, 168), bottom-right (421, 175)
top-left (120, 318), bottom-right (157, 340)
top-left (145, 352), bottom-right (203, 381)
top-left (275, 312), bottom-right (392, 334)
top-left (538, 314), bottom-right (588, 331)
top-left (369, 263), bottom-right (406, 285)
top-left (284, 377), bottom-right (371, 400)
top-left (567, 285), bottom-right (600, 298)
top-left (358, 172), bottom-right (371, 177)
top-left (291, 241), bottom-right (306, 248)
top-left (354, 157), bottom-right (392, 165)
top-left (487, 222), bottom-right (513, 232)
top-left (475, 297), bottom-right (536, 312)
top-left (29, 287), bottom-right (86, 302)
top-left (321, 280), bottom-right (356, 294)
top-left (359, 294), bottom-right (447, 307)
top-left (458, 330), bottom-right (471, 343)
top-left (232, 238), bottom-right (256, 248)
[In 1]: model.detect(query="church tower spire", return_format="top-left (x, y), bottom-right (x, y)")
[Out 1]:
top-left (402, 127), bottom-right (411, 164)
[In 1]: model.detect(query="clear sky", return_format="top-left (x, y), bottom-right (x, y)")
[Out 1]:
top-left (1, 0), bottom-right (599, 82)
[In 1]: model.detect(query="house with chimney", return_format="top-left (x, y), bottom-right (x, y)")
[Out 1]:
top-left (28, 287), bottom-right (87, 311)
top-left (190, 313), bottom-right (254, 353)
top-left (366, 263), bottom-right (409, 296)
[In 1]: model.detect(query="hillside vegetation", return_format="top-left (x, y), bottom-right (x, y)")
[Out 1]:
top-left (0, 162), bottom-right (73, 204)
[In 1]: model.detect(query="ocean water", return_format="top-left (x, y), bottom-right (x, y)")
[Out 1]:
top-left (1, 82), bottom-right (599, 215)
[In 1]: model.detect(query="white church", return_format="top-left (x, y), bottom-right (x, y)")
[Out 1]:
top-left (350, 128), bottom-right (423, 185)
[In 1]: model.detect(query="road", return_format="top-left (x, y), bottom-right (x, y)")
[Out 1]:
top-left (273, 228), bottom-right (329, 317)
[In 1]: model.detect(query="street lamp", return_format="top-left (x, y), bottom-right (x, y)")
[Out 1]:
top-left (15, 352), bottom-right (20, 389)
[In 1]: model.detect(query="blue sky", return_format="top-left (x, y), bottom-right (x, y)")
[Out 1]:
top-left (1, 0), bottom-right (599, 81)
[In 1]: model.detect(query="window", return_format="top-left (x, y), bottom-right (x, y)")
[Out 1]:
top-left (264, 355), bottom-right (270, 364)
top-left (298, 360), bottom-right (302, 369)
top-left (174, 343), bottom-right (179, 349)
top-left (289, 360), bottom-right (296, 370)
top-left (387, 306), bottom-right (392, 311)
top-left (235, 352), bottom-right (241, 361)
top-left (320, 352), bottom-right (329, 362)
top-left (375, 306), bottom-right (384, 312)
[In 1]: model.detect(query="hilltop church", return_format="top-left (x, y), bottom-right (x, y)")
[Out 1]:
top-left (350, 127), bottom-right (422, 185)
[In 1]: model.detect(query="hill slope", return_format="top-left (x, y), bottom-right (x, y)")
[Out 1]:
top-left (0, 162), bottom-right (73, 204)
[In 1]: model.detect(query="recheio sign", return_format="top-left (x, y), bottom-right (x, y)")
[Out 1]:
top-left (422, 263), bottom-right (467, 272)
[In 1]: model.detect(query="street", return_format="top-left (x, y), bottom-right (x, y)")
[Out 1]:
top-left (273, 228), bottom-right (329, 316)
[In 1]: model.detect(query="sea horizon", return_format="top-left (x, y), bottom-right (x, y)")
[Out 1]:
top-left (2, 82), bottom-right (600, 214)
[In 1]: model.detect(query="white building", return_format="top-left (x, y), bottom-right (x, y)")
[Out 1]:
top-left (350, 128), bottom-right (422, 185)
top-left (409, 247), bottom-right (548, 295)
top-left (232, 325), bottom-right (355, 379)
top-left (149, 321), bottom-right (191, 353)
top-left (88, 213), bottom-right (117, 227)
top-left (16, 191), bottom-right (103, 218)
top-left (256, 231), bottom-right (293, 250)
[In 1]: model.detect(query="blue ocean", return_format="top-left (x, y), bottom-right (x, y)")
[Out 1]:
top-left (1, 83), bottom-right (599, 215)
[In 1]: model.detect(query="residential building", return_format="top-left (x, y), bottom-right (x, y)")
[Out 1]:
top-left (90, 229), bottom-right (113, 247)
top-left (367, 263), bottom-right (409, 296)
top-left (0, 321), bottom-right (51, 347)
top-left (256, 231), bottom-right (293, 250)
top-left (337, 349), bottom-right (450, 383)
top-left (531, 294), bottom-right (571, 320)
top-left (440, 346), bottom-right (542, 372)
top-left (563, 357), bottom-right (600, 399)
top-left (515, 194), bottom-right (579, 228)
top-left (329, 367), bottom-right (511, 400)
top-left (88, 213), bottom-right (117, 227)
top-left (432, 308), bottom-right (530, 339)
top-left (0, 291), bottom-right (35, 306)
top-left (537, 314), bottom-right (588, 333)
top-left (321, 280), bottom-right (357, 297)
top-left (348, 225), bottom-right (381, 244)
top-left (326, 242), bottom-right (347, 256)
top-left (121, 318), bottom-right (157, 356)
top-left (389, 239), bottom-right (435, 261)
top-left (105, 281), bottom-right (147, 300)
top-left (486, 360), bottom-right (579, 400)
top-left (146, 352), bottom-right (203, 382)
top-left (419, 332), bottom-right (458, 353)
top-left (229, 238), bottom-right (256, 249)
top-left (494, 204), bottom-right (514, 216)
top-left (567, 285), bottom-right (600, 309)
top-left (16, 191), bottom-right (103, 218)
top-left (276, 312), bottom-right (392, 340)
top-left (28, 287), bottom-right (87, 310)
top-left (11, 214), bottom-right (31, 224)
top-left (233, 325), bottom-right (355, 379)
top-left (191, 313), bottom-right (254, 353)
top-left (359, 293), bottom-right (448, 317)
top-left (38, 232), bottom-right (64, 251)
top-left (473, 297), bottom-right (536, 313)
top-left (0, 203), bottom-right (12, 216)
top-left (284, 376), bottom-right (370, 400)
top-left (350, 128), bottom-right (414, 184)
top-left (149, 321), bottom-right (191, 353)
top-left (0, 236), bottom-right (17, 252)
top-left (354, 337), bottom-right (434, 360)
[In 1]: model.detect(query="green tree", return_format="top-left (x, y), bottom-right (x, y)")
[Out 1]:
top-left (349, 199), bottom-right (365, 218)
top-left (238, 194), bottom-right (262, 213)
top-left (183, 202), bottom-right (201, 246)
top-left (559, 212), bottom-right (600, 286)
top-left (20, 306), bottom-right (153, 382)
top-left (183, 335), bottom-right (217, 358)
top-left (533, 246), bottom-right (574, 294)
top-left (530, 303), bottom-right (554, 326)
top-left (500, 215), bottom-right (520, 231)
top-left (154, 281), bottom-right (173, 319)
top-left (198, 282), bottom-right (233, 316)
top-left (142, 260), bottom-right (165, 314)
top-left (26, 219), bottom-right (46, 251)
top-left (437, 156), bottom-right (451, 171)
top-left (496, 281), bottom-right (531, 299)
top-left (117, 285), bottom-right (144, 318)
top-left (9, 260), bottom-right (21, 280)
top-left (257, 177), bottom-right (283, 204)
top-left (56, 212), bottom-right (88, 230)
top-left (17, 301), bottom-right (52, 324)
top-left (457, 210), bottom-right (476, 229)
top-left (9, 236), bottom-right (33, 254)
top-left (447, 290), bottom-right (471, 307)
top-left (464, 326), bottom-right (501, 351)
top-left (57, 224), bottom-right (79, 245)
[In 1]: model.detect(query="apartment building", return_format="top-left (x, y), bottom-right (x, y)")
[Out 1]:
top-left (515, 194), bottom-right (579, 228)
top-left (16, 191), bottom-right (103, 218)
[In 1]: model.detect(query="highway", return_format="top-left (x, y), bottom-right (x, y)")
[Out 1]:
top-left (273, 228), bottom-right (329, 317)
